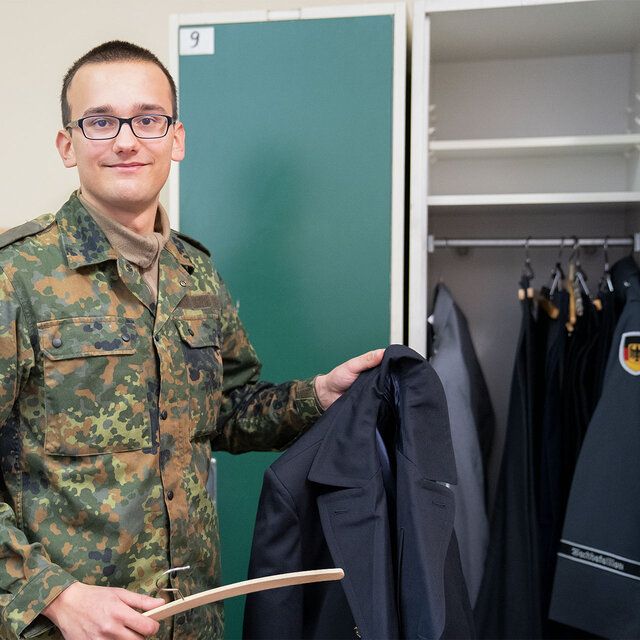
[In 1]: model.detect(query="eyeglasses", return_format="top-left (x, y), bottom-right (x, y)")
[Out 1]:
top-left (65, 114), bottom-right (176, 140)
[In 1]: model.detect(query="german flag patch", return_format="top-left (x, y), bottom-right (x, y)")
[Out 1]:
top-left (619, 332), bottom-right (640, 376)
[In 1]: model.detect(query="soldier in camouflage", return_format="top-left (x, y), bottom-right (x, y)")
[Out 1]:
top-left (0, 41), bottom-right (383, 640)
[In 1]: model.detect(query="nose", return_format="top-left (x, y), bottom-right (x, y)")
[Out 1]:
top-left (112, 121), bottom-right (139, 151)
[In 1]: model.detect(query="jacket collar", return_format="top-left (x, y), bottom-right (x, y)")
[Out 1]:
top-left (57, 193), bottom-right (118, 269)
top-left (611, 254), bottom-right (640, 303)
top-left (308, 344), bottom-right (458, 488)
top-left (56, 192), bottom-right (194, 273)
top-left (432, 282), bottom-right (455, 331)
top-left (166, 232), bottom-right (196, 273)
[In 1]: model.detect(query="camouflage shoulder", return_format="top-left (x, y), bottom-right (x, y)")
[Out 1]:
top-left (173, 230), bottom-right (211, 258)
top-left (0, 213), bottom-right (56, 252)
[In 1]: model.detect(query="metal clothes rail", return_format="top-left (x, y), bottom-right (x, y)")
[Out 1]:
top-left (427, 233), bottom-right (640, 253)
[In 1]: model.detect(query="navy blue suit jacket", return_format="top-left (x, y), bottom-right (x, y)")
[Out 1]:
top-left (243, 345), bottom-right (474, 639)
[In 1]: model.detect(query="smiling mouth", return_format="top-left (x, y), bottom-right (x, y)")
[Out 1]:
top-left (108, 163), bottom-right (148, 169)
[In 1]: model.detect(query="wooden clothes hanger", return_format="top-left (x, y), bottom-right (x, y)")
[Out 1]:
top-left (144, 568), bottom-right (345, 621)
top-left (516, 238), bottom-right (560, 319)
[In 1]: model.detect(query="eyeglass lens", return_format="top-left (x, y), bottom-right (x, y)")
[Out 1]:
top-left (82, 115), bottom-right (170, 139)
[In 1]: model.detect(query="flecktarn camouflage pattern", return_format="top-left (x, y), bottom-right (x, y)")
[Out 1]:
top-left (0, 194), bottom-right (321, 639)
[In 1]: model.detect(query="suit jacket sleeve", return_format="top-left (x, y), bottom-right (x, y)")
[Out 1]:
top-left (243, 467), bottom-right (304, 639)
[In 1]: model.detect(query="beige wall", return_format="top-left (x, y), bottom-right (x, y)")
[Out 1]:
top-left (2, 0), bottom-right (397, 229)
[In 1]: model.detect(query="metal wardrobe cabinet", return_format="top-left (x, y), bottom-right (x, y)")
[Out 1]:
top-left (409, 0), bottom-right (640, 502)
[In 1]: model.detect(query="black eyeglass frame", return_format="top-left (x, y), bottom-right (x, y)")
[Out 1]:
top-left (65, 114), bottom-right (176, 140)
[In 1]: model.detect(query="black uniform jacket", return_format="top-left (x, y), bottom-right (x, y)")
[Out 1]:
top-left (243, 345), bottom-right (474, 639)
top-left (549, 256), bottom-right (640, 638)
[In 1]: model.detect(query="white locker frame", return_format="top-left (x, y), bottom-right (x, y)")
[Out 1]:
top-left (409, 0), bottom-right (430, 356)
top-left (169, 4), bottom-right (407, 345)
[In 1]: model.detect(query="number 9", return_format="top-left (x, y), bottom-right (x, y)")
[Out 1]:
top-left (190, 31), bottom-right (200, 48)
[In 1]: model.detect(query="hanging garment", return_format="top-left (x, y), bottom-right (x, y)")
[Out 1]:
top-left (560, 291), bottom-right (598, 505)
top-left (612, 255), bottom-right (639, 315)
top-left (549, 255), bottom-right (640, 639)
top-left (587, 254), bottom-right (635, 402)
top-left (243, 345), bottom-right (475, 640)
top-left (474, 277), bottom-right (543, 640)
top-left (573, 295), bottom-right (601, 438)
top-left (591, 288), bottom-right (616, 405)
top-left (430, 283), bottom-right (494, 606)
top-left (535, 289), bottom-right (570, 633)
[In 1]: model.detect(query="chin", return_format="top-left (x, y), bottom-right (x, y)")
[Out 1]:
top-left (110, 185), bottom-right (155, 207)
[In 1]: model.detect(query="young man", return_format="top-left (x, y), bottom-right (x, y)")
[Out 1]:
top-left (0, 41), bottom-right (383, 640)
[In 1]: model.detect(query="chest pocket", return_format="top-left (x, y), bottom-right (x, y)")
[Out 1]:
top-left (175, 316), bottom-right (223, 439)
top-left (38, 316), bottom-right (151, 456)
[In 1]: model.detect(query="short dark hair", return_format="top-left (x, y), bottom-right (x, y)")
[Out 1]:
top-left (61, 40), bottom-right (177, 126)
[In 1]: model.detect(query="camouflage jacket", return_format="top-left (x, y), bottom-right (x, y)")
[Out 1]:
top-left (0, 194), bottom-right (322, 639)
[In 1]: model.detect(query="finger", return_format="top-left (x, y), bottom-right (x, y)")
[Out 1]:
top-left (111, 629), bottom-right (146, 640)
top-left (118, 606), bottom-right (161, 638)
top-left (91, 614), bottom-right (147, 640)
top-left (116, 588), bottom-right (165, 612)
top-left (113, 629), bottom-right (146, 640)
top-left (346, 348), bottom-right (385, 373)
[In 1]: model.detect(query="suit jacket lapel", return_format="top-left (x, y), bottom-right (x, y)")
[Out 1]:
top-left (317, 484), bottom-right (399, 640)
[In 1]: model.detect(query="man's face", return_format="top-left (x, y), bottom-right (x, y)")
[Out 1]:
top-left (56, 61), bottom-right (185, 214)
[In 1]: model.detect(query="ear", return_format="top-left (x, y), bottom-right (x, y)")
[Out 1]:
top-left (171, 121), bottom-right (186, 162)
top-left (55, 129), bottom-right (77, 168)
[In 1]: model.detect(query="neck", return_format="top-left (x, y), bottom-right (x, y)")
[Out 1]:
top-left (79, 190), bottom-right (159, 235)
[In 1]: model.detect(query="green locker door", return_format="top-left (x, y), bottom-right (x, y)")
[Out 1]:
top-left (176, 10), bottom-right (403, 637)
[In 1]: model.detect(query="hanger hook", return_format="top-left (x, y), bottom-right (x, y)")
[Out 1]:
top-left (549, 237), bottom-right (565, 296)
top-left (570, 235), bottom-right (581, 265)
top-left (600, 236), bottom-right (614, 293)
top-left (155, 565), bottom-right (191, 601)
top-left (603, 236), bottom-right (610, 271)
top-left (522, 236), bottom-right (535, 280)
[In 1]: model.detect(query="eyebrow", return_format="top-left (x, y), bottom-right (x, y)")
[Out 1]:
top-left (80, 103), bottom-right (170, 117)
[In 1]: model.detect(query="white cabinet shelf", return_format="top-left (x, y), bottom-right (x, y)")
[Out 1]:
top-left (429, 134), bottom-right (640, 159)
top-left (428, 192), bottom-right (640, 207)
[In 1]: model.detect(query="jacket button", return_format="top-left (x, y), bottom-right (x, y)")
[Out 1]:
top-left (179, 280), bottom-right (187, 287)
top-left (187, 327), bottom-right (195, 336)
top-left (121, 334), bottom-right (130, 343)
top-left (160, 410), bottom-right (168, 420)
top-left (52, 337), bottom-right (62, 348)
top-left (166, 490), bottom-right (174, 501)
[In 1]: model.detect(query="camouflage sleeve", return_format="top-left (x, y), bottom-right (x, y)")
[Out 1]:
top-left (212, 280), bottom-right (323, 454)
top-left (0, 268), bottom-right (76, 638)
